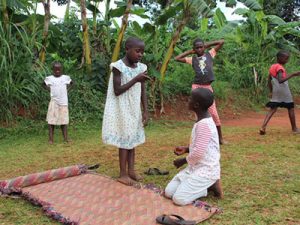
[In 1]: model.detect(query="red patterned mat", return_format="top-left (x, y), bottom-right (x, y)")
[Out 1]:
top-left (22, 173), bottom-right (218, 225)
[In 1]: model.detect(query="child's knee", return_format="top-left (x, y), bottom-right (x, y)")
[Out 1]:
top-left (172, 194), bottom-right (191, 206)
top-left (164, 187), bottom-right (174, 199)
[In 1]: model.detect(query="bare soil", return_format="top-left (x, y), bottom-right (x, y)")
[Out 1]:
top-left (154, 95), bottom-right (300, 128)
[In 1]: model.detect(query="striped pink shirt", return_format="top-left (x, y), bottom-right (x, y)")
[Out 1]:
top-left (185, 117), bottom-right (220, 180)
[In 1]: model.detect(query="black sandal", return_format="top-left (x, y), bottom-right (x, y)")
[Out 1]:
top-left (156, 214), bottom-right (196, 225)
top-left (144, 168), bottom-right (169, 175)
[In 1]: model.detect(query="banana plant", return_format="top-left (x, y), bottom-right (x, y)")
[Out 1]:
top-left (110, 0), bottom-right (132, 63)
top-left (0, 0), bottom-right (9, 30)
top-left (155, 0), bottom-right (213, 113)
top-left (86, 0), bottom-right (103, 35)
top-left (156, 0), bottom-right (213, 82)
top-left (79, 0), bottom-right (92, 69)
top-left (220, 0), bottom-right (262, 10)
top-left (110, 0), bottom-right (149, 63)
top-left (39, 0), bottom-right (51, 63)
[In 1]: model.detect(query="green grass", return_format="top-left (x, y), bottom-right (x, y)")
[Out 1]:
top-left (0, 120), bottom-right (299, 225)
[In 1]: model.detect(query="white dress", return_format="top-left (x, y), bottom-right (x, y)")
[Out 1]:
top-left (102, 59), bottom-right (147, 149)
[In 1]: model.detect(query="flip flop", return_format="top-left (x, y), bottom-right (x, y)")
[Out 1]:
top-left (156, 214), bottom-right (196, 225)
top-left (144, 168), bottom-right (169, 175)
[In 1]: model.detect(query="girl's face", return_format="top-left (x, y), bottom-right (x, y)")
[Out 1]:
top-left (53, 65), bottom-right (62, 77)
top-left (193, 42), bottom-right (205, 56)
top-left (278, 54), bottom-right (289, 65)
top-left (126, 43), bottom-right (145, 63)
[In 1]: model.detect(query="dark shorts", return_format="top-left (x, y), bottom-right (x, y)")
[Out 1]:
top-left (266, 102), bottom-right (294, 109)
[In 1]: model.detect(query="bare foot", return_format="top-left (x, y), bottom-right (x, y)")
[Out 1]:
top-left (259, 128), bottom-right (266, 135)
top-left (48, 140), bottom-right (53, 145)
top-left (64, 139), bottom-right (72, 143)
top-left (128, 171), bottom-right (143, 181)
top-left (220, 139), bottom-right (228, 145)
top-left (117, 176), bottom-right (136, 186)
top-left (292, 128), bottom-right (300, 134)
top-left (208, 180), bottom-right (224, 199)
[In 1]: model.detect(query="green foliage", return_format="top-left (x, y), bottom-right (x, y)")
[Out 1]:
top-left (0, 23), bottom-right (47, 122)
top-left (68, 72), bottom-right (106, 122)
top-left (1, 0), bottom-right (300, 124)
top-left (163, 62), bottom-right (194, 97)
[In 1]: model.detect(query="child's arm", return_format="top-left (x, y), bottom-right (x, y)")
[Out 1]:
top-left (174, 49), bottom-right (195, 63)
top-left (141, 81), bottom-right (149, 126)
top-left (173, 157), bottom-right (187, 168)
top-left (174, 146), bottom-right (189, 155)
top-left (186, 123), bottom-right (211, 167)
top-left (67, 81), bottom-right (74, 91)
top-left (277, 70), bottom-right (300, 83)
top-left (205, 39), bottom-right (224, 52)
top-left (113, 67), bottom-right (149, 96)
top-left (42, 82), bottom-right (50, 91)
top-left (267, 75), bottom-right (272, 93)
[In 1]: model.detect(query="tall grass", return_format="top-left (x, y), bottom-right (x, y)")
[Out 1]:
top-left (0, 23), bottom-right (48, 123)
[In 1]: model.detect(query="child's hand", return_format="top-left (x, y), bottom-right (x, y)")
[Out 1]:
top-left (135, 71), bottom-right (150, 82)
top-left (142, 112), bottom-right (149, 127)
top-left (173, 158), bottom-right (186, 168)
top-left (174, 146), bottom-right (188, 156)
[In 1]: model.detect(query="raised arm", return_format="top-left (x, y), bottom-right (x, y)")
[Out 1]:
top-left (174, 49), bottom-right (195, 63)
top-left (205, 39), bottom-right (224, 52)
top-left (113, 67), bottom-right (149, 96)
top-left (277, 70), bottom-right (300, 83)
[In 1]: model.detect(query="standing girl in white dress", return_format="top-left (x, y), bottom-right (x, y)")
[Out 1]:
top-left (43, 62), bottom-right (73, 144)
top-left (102, 37), bottom-right (150, 186)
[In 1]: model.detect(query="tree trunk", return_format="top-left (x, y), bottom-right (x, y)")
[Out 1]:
top-left (80, 0), bottom-right (92, 69)
top-left (64, 0), bottom-right (71, 22)
top-left (111, 0), bottom-right (132, 63)
top-left (159, 17), bottom-right (188, 114)
top-left (160, 18), bottom-right (188, 81)
top-left (1, 0), bottom-right (9, 31)
top-left (105, 0), bottom-right (111, 53)
top-left (39, 0), bottom-right (50, 63)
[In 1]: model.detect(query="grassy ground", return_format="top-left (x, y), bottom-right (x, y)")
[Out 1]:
top-left (0, 120), bottom-right (299, 225)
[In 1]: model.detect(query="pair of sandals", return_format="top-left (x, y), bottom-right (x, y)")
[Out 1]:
top-left (144, 167), bottom-right (169, 175)
top-left (156, 214), bottom-right (196, 225)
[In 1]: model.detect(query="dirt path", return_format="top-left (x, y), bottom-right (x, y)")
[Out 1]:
top-left (155, 96), bottom-right (300, 129)
top-left (222, 108), bottom-right (300, 128)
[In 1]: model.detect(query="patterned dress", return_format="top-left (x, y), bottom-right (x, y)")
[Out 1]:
top-left (102, 59), bottom-right (147, 149)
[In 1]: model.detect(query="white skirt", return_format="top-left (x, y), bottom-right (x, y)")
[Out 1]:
top-left (46, 100), bottom-right (69, 125)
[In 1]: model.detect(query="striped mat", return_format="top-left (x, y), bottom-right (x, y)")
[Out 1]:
top-left (1, 167), bottom-right (219, 225)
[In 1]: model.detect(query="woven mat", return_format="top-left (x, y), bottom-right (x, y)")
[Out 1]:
top-left (22, 173), bottom-right (218, 225)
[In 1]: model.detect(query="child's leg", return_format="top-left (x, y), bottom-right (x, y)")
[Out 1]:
top-left (208, 179), bottom-right (224, 199)
top-left (208, 102), bottom-right (225, 144)
top-left (128, 149), bottom-right (142, 181)
top-left (288, 108), bottom-right (299, 132)
top-left (117, 148), bottom-right (135, 185)
top-left (61, 125), bottom-right (68, 142)
top-left (172, 176), bottom-right (216, 206)
top-left (48, 125), bottom-right (54, 144)
top-left (260, 107), bottom-right (277, 134)
top-left (216, 126), bottom-right (224, 145)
